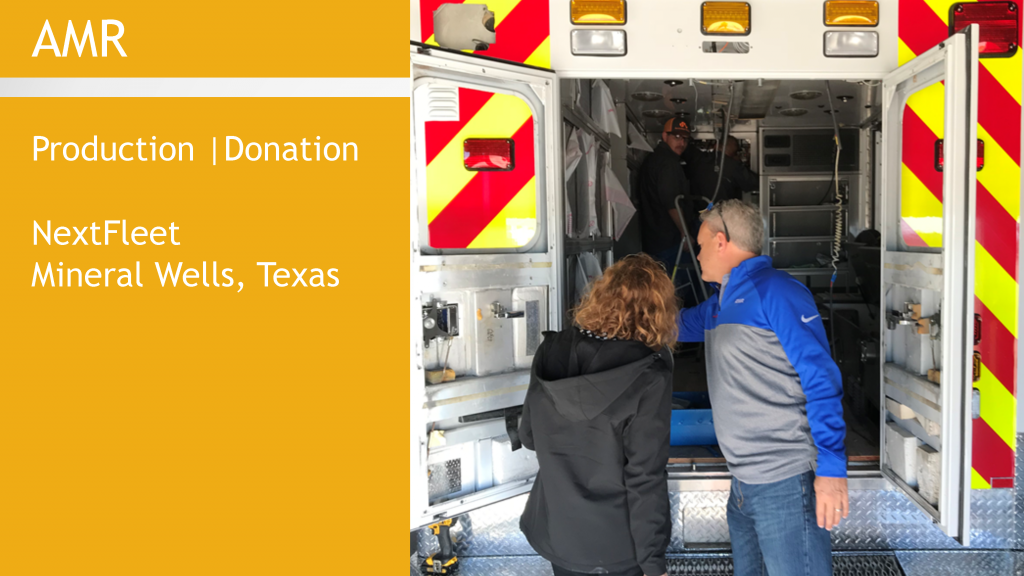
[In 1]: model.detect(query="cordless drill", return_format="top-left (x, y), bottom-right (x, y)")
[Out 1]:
top-left (421, 518), bottom-right (458, 574)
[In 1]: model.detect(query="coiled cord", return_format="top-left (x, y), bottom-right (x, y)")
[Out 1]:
top-left (830, 136), bottom-right (843, 279)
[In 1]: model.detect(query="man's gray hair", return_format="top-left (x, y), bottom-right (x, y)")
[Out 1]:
top-left (699, 199), bottom-right (764, 254)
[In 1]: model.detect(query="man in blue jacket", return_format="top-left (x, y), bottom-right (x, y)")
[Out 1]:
top-left (678, 200), bottom-right (848, 576)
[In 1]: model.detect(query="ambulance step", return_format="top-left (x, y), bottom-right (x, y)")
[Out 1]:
top-left (665, 553), bottom-right (903, 576)
top-left (426, 552), bottom-right (906, 576)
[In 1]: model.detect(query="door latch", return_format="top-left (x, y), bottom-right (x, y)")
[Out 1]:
top-left (491, 302), bottom-right (524, 319)
top-left (886, 302), bottom-right (918, 330)
top-left (423, 301), bottom-right (459, 347)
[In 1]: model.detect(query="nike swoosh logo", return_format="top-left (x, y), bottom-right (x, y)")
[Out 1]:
top-left (801, 315), bottom-right (820, 323)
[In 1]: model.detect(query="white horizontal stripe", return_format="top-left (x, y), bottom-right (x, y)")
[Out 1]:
top-left (0, 77), bottom-right (409, 97)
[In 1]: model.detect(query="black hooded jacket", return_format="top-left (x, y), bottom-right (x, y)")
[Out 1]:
top-left (519, 328), bottom-right (673, 576)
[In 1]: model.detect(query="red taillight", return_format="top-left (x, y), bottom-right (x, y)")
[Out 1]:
top-left (463, 139), bottom-right (515, 171)
top-left (934, 139), bottom-right (985, 171)
top-left (950, 2), bottom-right (1020, 57)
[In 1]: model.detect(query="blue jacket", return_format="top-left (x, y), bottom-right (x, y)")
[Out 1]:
top-left (679, 256), bottom-right (847, 481)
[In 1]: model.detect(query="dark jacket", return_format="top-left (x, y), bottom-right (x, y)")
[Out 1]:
top-left (637, 141), bottom-right (689, 255)
top-left (683, 146), bottom-right (759, 203)
top-left (519, 328), bottom-right (673, 576)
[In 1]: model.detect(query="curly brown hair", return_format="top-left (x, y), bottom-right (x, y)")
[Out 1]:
top-left (573, 253), bottom-right (679, 350)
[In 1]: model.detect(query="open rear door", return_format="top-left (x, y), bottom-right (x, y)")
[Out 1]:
top-left (878, 26), bottom-right (979, 543)
top-left (409, 45), bottom-right (562, 529)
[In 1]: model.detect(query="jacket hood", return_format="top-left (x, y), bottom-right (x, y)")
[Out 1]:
top-left (533, 330), bottom-right (668, 423)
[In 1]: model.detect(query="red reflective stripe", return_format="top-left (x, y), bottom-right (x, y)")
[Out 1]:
top-left (900, 219), bottom-right (930, 247)
top-left (976, 296), bottom-right (1017, 395)
top-left (428, 118), bottom-right (534, 247)
top-left (419, 0), bottom-right (453, 42)
top-left (902, 107), bottom-right (944, 201)
top-left (977, 182), bottom-right (1019, 280)
top-left (474, 0), bottom-right (549, 63)
top-left (973, 417), bottom-right (1015, 485)
top-left (978, 65), bottom-right (1022, 165)
top-left (424, 87), bottom-right (495, 166)
top-left (898, 0), bottom-right (946, 56)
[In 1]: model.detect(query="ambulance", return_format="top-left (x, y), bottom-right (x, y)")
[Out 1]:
top-left (410, 1), bottom-right (1024, 573)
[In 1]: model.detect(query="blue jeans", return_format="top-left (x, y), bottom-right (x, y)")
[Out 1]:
top-left (727, 471), bottom-right (832, 576)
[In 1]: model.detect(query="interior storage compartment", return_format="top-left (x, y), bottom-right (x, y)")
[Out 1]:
top-left (770, 210), bottom-right (837, 237)
top-left (769, 177), bottom-right (849, 206)
top-left (769, 238), bottom-right (832, 269)
top-left (761, 128), bottom-right (860, 174)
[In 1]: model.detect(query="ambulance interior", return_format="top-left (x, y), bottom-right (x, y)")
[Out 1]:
top-left (418, 54), bottom-right (962, 519)
top-left (561, 77), bottom-right (884, 470)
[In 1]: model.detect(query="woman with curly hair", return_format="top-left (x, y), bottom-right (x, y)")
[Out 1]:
top-left (519, 253), bottom-right (677, 576)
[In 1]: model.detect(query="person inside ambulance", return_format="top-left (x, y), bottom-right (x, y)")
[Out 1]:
top-left (636, 118), bottom-right (696, 276)
top-left (683, 135), bottom-right (759, 205)
top-left (518, 253), bottom-right (675, 576)
top-left (677, 200), bottom-right (848, 576)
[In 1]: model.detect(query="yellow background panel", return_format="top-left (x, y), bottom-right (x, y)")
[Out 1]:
top-left (0, 99), bottom-right (408, 575)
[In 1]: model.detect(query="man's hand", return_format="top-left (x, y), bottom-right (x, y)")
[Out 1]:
top-left (814, 476), bottom-right (849, 531)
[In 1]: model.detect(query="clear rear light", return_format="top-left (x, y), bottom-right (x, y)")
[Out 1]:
top-left (950, 2), bottom-right (1020, 57)
top-left (463, 139), bottom-right (515, 171)
top-left (824, 31), bottom-right (879, 57)
top-left (570, 29), bottom-right (627, 55)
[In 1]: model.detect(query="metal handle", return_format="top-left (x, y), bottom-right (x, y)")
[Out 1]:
top-left (491, 302), bottom-right (524, 319)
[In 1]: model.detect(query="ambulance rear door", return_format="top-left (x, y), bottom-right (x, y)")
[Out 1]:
top-left (410, 45), bottom-right (562, 529)
top-left (878, 25), bottom-right (979, 544)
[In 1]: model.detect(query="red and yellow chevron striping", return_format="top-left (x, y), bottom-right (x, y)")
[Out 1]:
top-left (898, 0), bottom-right (1021, 488)
top-left (419, 0), bottom-right (551, 68)
top-left (424, 86), bottom-right (539, 249)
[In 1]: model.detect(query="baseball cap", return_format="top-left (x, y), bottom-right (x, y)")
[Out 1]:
top-left (663, 118), bottom-right (690, 135)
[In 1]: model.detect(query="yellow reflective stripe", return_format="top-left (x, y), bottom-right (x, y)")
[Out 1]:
top-left (975, 241), bottom-right (1019, 338)
top-left (901, 163), bottom-right (944, 247)
top-left (486, 0), bottom-right (523, 27)
top-left (423, 0), bottom-right (521, 46)
top-left (903, 79), bottom-right (1021, 220)
top-left (466, 176), bottom-right (537, 249)
top-left (920, 0), bottom-right (951, 25)
top-left (523, 36), bottom-right (551, 69)
top-left (977, 123), bottom-right (1022, 220)
top-left (972, 467), bottom-right (992, 489)
top-left (976, 363), bottom-right (1017, 450)
top-left (426, 94), bottom-right (533, 222)
top-left (905, 82), bottom-right (946, 138)
top-left (898, 37), bottom-right (917, 67)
